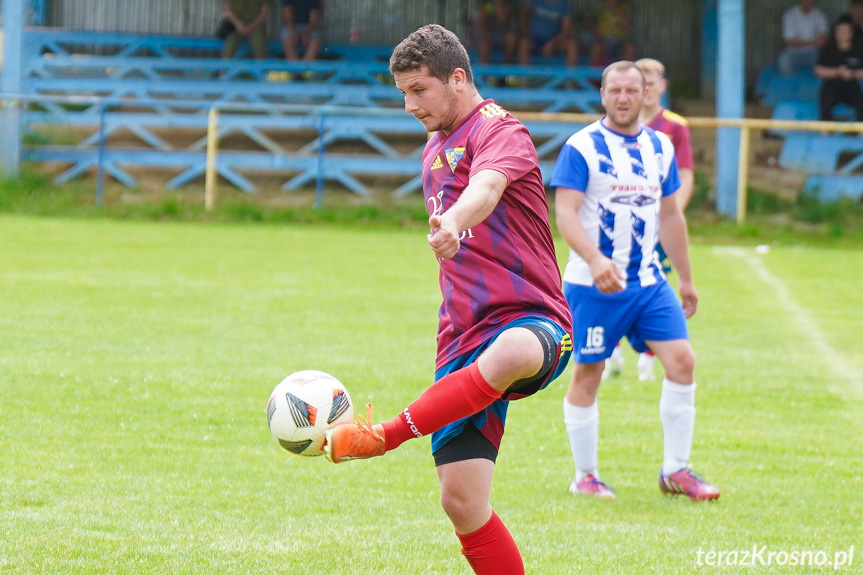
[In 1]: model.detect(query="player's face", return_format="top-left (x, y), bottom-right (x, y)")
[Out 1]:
top-left (601, 68), bottom-right (645, 133)
top-left (642, 70), bottom-right (665, 109)
top-left (394, 66), bottom-right (461, 134)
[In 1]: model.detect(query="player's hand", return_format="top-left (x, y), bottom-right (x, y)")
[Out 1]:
top-left (428, 214), bottom-right (461, 259)
top-left (590, 256), bottom-right (625, 294)
top-left (678, 279), bottom-right (698, 318)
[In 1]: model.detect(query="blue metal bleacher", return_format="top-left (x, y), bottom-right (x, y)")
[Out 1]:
top-left (801, 174), bottom-right (863, 201)
top-left (779, 133), bottom-right (863, 173)
top-left (759, 71), bottom-right (821, 108)
top-left (757, 62), bottom-right (863, 202)
top-left (770, 100), bottom-right (818, 123)
top-left (24, 100), bottom-right (586, 196)
top-left (753, 65), bottom-right (779, 100)
top-left (17, 29), bottom-right (601, 196)
top-left (778, 133), bottom-right (863, 202)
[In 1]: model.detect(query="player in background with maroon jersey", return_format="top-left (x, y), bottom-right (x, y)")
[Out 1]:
top-left (637, 58), bottom-right (696, 380)
top-left (324, 24), bottom-right (573, 575)
top-left (637, 58), bottom-right (695, 210)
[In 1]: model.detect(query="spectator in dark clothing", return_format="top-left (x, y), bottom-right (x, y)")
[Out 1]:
top-left (814, 20), bottom-right (863, 122)
top-left (837, 0), bottom-right (863, 45)
top-left (473, 0), bottom-right (519, 64)
top-left (281, 0), bottom-right (324, 61)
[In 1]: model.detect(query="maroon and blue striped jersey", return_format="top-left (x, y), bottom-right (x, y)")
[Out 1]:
top-left (422, 99), bottom-right (572, 369)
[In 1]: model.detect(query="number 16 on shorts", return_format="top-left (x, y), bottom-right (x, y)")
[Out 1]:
top-left (582, 326), bottom-right (607, 356)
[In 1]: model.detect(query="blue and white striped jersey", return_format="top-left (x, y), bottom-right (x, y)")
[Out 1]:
top-left (551, 119), bottom-right (681, 288)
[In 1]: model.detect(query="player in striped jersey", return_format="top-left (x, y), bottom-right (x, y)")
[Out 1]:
top-left (551, 61), bottom-right (719, 501)
top-left (613, 58), bottom-right (698, 382)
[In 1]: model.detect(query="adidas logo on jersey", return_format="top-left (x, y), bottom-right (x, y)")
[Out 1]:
top-left (431, 156), bottom-right (443, 170)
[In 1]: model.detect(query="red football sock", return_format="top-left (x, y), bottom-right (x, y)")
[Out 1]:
top-left (645, 350), bottom-right (655, 357)
top-left (457, 511), bottom-right (524, 575)
top-left (381, 362), bottom-right (501, 451)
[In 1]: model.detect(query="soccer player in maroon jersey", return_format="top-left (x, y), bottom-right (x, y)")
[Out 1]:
top-left (636, 58), bottom-right (695, 210)
top-left (323, 24), bottom-right (573, 575)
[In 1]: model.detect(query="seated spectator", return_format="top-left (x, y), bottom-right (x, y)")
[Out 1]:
top-left (619, 39), bottom-right (639, 61)
top-left (837, 0), bottom-right (863, 47)
top-left (596, 0), bottom-right (634, 58)
top-left (587, 38), bottom-right (612, 68)
top-left (518, 0), bottom-right (579, 67)
top-left (777, 0), bottom-right (829, 76)
top-left (220, 0), bottom-right (270, 59)
top-left (586, 39), bottom-right (612, 88)
top-left (281, 0), bottom-right (324, 62)
top-left (473, 0), bottom-right (519, 64)
top-left (814, 20), bottom-right (863, 122)
top-left (575, 10), bottom-right (599, 56)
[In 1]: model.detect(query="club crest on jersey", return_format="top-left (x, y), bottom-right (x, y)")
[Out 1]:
top-left (446, 147), bottom-right (465, 172)
top-left (431, 155), bottom-right (444, 170)
top-left (613, 194), bottom-right (656, 207)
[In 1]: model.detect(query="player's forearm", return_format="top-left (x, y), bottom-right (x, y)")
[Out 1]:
top-left (251, 6), bottom-right (270, 29)
top-left (676, 168), bottom-right (694, 210)
top-left (787, 37), bottom-right (820, 48)
top-left (223, 4), bottom-right (243, 27)
top-left (556, 209), bottom-right (604, 267)
top-left (443, 169), bottom-right (506, 232)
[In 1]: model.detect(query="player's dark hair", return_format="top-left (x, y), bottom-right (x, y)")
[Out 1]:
top-left (601, 60), bottom-right (645, 88)
top-left (390, 24), bottom-right (474, 85)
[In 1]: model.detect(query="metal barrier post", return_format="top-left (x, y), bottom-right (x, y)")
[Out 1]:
top-left (316, 113), bottom-right (326, 210)
top-left (96, 103), bottom-right (107, 206)
top-left (736, 122), bottom-right (750, 224)
top-left (205, 107), bottom-right (219, 211)
top-left (0, 0), bottom-right (25, 176)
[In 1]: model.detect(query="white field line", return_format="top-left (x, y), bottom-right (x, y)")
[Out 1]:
top-left (715, 246), bottom-right (862, 394)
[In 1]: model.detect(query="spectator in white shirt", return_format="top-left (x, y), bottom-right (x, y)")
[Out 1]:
top-left (778, 0), bottom-right (830, 75)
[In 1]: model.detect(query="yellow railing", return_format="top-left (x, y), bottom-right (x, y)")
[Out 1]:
top-left (515, 112), bottom-right (863, 223)
top-left (204, 106), bottom-right (863, 220)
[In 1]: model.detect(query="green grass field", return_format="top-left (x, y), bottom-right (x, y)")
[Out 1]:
top-left (1, 214), bottom-right (861, 574)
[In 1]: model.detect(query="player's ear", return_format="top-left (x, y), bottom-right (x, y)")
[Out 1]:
top-left (451, 68), bottom-right (468, 89)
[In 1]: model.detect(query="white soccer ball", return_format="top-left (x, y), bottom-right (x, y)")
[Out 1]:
top-left (267, 370), bottom-right (354, 456)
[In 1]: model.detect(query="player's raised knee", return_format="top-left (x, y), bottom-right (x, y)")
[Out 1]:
top-left (481, 327), bottom-right (546, 383)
